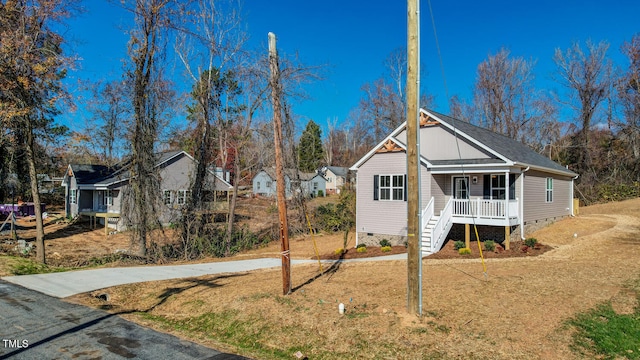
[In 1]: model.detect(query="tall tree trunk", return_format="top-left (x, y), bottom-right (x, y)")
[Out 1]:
top-left (225, 158), bottom-right (240, 255)
top-left (25, 123), bottom-right (45, 263)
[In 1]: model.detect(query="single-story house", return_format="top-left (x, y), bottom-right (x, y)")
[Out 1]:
top-left (350, 109), bottom-right (578, 255)
top-left (319, 166), bottom-right (350, 195)
top-left (61, 150), bottom-right (233, 231)
top-left (252, 168), bottom-right (326, 198)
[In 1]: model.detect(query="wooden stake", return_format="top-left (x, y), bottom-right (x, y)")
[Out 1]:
top-left (268, 32), bottom-right (291, 295)
top-left (406, 0), bottom-right (422, 316)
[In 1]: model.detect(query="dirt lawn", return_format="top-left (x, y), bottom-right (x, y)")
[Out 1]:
top-left (54, 198), bottom-right (640, 359)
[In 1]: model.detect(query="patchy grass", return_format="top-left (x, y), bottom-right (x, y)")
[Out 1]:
top-left (567, 279), bottom-right (640, 359)
top-left (1, 255), bottom-right (70, 275)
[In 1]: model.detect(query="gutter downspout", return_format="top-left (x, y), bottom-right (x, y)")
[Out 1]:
top-left (571, 173), bottom-right (579, 216)
top-left (520, 166), bottom-right (530, 240)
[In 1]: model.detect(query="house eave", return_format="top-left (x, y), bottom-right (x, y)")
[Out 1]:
top-left (512, 162), bottom-right (577, 177)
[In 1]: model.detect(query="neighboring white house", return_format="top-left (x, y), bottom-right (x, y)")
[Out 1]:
top-left (350, 109), bottom-right (578, 255)
top-left (320, 166), bottom-right (349, 195)
top-left (61, 150), bottom-right (233, 231)
top-left (252, 168), bottom-right (326, 198)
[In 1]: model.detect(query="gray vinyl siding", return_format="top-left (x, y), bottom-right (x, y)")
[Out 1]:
top-left (523, 170), bottom-right (572, 223)
top-left (356, 152), bottom-right (430, 237)
top-left (158, 154), bottom-right (193, 224)
top-left (431, 174), bottom-right (447, 210)
top-left (395, 125), bottom-right (493, 160)
top-left (252, 171), bottom-right (276, 196)
top-left (304, 175), bottom-right (327, 196)
top-left (110, 189), bottom-right (122, 214)
top-left (159, 154), bottom-right (193, 192)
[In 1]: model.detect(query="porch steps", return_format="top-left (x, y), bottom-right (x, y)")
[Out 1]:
top-left (421, 215), bottom-right (440, 256)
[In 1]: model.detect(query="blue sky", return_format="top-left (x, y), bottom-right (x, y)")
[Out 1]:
top-left (62, 0), bottom-right (640, 135)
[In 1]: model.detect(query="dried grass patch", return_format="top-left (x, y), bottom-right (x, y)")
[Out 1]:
top-left (39, 198), bottom-right (640, 358)
top-left (70, 199), bottom-right (640, 359)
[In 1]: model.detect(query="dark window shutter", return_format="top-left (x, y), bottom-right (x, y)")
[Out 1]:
top-left (404, 174), bottom-right (407, 202)
top-left (373, 175), bottom-right (379, 200)
top-left (509, 174), bottom-right (516, 200)
top-left (483, 175), bottom-right (490, 199)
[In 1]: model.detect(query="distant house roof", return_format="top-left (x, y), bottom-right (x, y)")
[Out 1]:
top-left (66, 164), bottom-right (113, 185)
top-left (258, 167), bottom-right (323, 182)
top-left (323, 166), bottom-right (348, 178)
top-left (63, 150), bottom-right (232, 189)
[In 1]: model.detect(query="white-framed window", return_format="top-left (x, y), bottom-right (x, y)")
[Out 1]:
top-left (327, 177), bottom-right (333, 183)
top-left (266, 181), bottom-right (272, 188)
top-left (546, 177), bottom-right (553, 203)
top-left (491, 174), bottom-right (506, 200)
top-left (313, 182), bottom-right (318, 191)
top-left (105, 190), bottom-right (113, 206)
top-left (257, 181), bottom-right (261, 190)
top-left (70, 189), bottom-right (77, 204)
top-left (177, 189), bottom-right (191, 205)
top-left (380, 174), bottom-right (404, 201)
top-left (163, 190), bottom-right (172, 205)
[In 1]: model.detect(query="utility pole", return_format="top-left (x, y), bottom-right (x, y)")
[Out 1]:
top-left (406, 0), bottom-right (422, 316)
top-left (268, 32), bottom-right (291, 295)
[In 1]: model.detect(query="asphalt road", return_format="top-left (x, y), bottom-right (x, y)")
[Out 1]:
top-left (0, 280), bottom-right (248, 360)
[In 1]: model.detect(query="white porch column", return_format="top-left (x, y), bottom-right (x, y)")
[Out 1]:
top-left (505, 170), bottom-right (510, 249)
top-left (505, 170), bottom-right (509, 220)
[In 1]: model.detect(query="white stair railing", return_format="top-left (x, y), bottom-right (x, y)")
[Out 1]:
top-left (430, 198), bottom-right (453, 253)
top-left (421, 197), bottom-right (434, 231)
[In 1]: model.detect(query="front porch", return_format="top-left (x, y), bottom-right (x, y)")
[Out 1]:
top-left (450, 198), bottom-right (519, 226)
top-left (422, 197), bottom-right (519, 255)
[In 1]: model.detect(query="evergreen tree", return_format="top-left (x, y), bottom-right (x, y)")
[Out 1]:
top-left (298, 120), bottom-right (324, 172)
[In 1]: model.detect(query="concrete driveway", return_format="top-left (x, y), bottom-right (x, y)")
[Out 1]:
top-left (1, 254), bottom-right (407, 298)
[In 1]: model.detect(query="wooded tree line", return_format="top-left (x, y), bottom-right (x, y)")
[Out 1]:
top-left (328, 39), bottom-right (640, 205)
top-left (1, 0), bottom-right (638, 263)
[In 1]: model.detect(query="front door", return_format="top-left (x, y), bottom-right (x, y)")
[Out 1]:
top-left (453, 176), bottom-right (469, 199)
top-left (93, 191), bottom-right (105, 212)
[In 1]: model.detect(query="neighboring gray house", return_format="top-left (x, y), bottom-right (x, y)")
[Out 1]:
top-left (61, 150), bottom-right (233, 231)
top-left (320, 166), bottom-right (349, 195)
top-left (252, 168), bottom-right (326, 198)
top-left (350, 109), bottom-right (578, 255)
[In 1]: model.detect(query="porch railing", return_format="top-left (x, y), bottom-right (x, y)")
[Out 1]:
top-left (451, 198), bottom-right (518, 219)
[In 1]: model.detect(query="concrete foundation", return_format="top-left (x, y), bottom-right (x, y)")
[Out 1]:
top-left (356, 233), bottom-right (407, 247)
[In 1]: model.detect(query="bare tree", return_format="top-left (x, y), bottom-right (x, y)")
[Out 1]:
top-left (554, 40), bottom-right (613, 174)
top-left (86, 79), bottom-right (130, 165)
top-left (356, 48), bottom-right (434, 144)
top-left (174, 0), bottom-right (248, 256)
top-left (472, 48), bottom-right (556, 148)
top-left (617, 34), bottom-right (640, 177)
